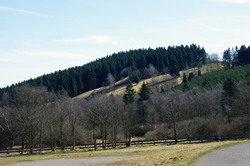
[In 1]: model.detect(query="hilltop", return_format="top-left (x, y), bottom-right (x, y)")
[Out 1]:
top-left (0, 44), bottom-right (206, 97)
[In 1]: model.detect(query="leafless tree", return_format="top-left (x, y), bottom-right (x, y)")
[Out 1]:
top-left (0, 85), bottom-right (53, 153)
top-left (161, 91), bottom-right (184, 144)
top-left (122, 103), bottom-right (137, 147)
top-left (87, 94), bottom-right (110, 149)
top-left (107, 95), bottom-right (123, 148)
top-left (106, 73), bottom-right (115, 91)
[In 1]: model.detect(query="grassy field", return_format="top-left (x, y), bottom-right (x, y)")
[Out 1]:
top-left (0, 140), bottom-right (248, 166)
top-left (74, 63), bottom-right (222, 99)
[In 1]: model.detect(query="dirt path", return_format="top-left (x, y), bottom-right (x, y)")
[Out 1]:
top-left (7, 156), bottom-right (132, 166)
top-left (194, 142), bottom-right (250, 166)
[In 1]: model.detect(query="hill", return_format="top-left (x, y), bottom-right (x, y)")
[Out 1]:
top-left (74, 63), bottom-right (223, 99)
top-left (0, 44), bottom-right (206, 97)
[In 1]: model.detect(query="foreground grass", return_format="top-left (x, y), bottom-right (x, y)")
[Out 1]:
top-left (0, 140), bottom-right (249, 166)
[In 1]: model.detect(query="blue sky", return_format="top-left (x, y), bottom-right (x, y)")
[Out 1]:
top-left (0, 0), bottom-right (250, 88)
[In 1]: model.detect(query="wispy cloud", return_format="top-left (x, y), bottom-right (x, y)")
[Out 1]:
top-left (213, 0), bottom-right (250, 3)
top-left (53, 35), bottom-right (124, 46)
top-left (15, 50), bottom-right (92, 60)
top-left (185, 17), bottom-right (219, 31)
top-left (132, 39), bottom-right (141, 48)
top-left (0, 6), bottom-right (53, 17)
top-left (0, 58), bottom-right (21, 63)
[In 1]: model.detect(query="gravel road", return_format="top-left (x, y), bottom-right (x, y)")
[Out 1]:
top-left (194, 142), bottom-right (250, 166)
top-left (8, 156), bottom-right (132, 166)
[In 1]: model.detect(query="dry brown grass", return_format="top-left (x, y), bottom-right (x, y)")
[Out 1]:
top-left (0, 139), bottom-right (248, 166)
top-left (74, 63), bottom-right (222, 99)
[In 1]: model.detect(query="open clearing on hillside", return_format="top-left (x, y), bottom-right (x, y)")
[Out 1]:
top-left (75, 63), bottom-right (222, 99)
top-left (1, 140), bottom-right (248, 166)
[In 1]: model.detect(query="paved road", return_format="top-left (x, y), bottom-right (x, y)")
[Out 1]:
top-left (194, 142), bottom-right (250, 166)
top-left (8, 156), bottom-right (132, 166)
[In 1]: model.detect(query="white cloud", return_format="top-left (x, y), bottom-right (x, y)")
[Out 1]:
top-left (132, 39), bottom-right (141, 48)
top-left (185, 18), bottom-right (219, 31)
top-left (0, 58), bottom-right (21, 63)
top-left (213, 0), bottom-right (250, 3)
top-left (14, 50), bottom-right (92, 60)
top-left (53, 35), bottom-right (124, 46)
top-left (0, 6), bottom-right (53, 17)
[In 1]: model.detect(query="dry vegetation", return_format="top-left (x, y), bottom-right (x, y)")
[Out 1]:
top-left (0, 140), bottom-right (248, 166)
top-left (75, 63), bottom-right (222, 99)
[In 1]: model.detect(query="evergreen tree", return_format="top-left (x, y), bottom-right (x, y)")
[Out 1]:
top-left (138, 82), bottom-right (151, 101)
top-left (222, 77), bottom-right (239, 98)
top-left (188, 72), bottom-right (195, 81)
top-left (123, 81), bottom-right (136, 105)
top-left (198, 70), bottom-right (202, 77)
top-left (161, 86), bottom-right (165, 93)
top-left (134, 75), bottom-right (140, 84)
top-left (223, 48), bottom-right (232, 68)
top-left (169, 57), bottom-right (180, 77)
top-left (221, 77), bottom-right (239, 122)
top-left (202, 78), bottom-right (211, 89)
top-left (183, 73), bottom-right (187, 83)
top-left (247, 67), bottom-right (250, 86)
top-left (182, 82), bottom-right (190, 92)
top-left (137, 82), bottom-right (151, 124)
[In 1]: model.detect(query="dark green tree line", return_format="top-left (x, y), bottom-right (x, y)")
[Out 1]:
top-left (0, 44), bottom-right (207, 97)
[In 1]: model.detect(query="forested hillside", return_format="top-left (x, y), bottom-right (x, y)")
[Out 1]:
top-left (177, 45), bottom-right (250, 91)
top-left (0, 44), bottom-right (250, 152)
top-left (0, 44), bottom-right (206, 97)
top-left (178, 66), bottom-right (249, 92)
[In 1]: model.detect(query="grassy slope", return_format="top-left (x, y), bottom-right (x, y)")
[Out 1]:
top-left (0, 140), bottom-right (248, 166)
top-left (74, 63), bottom-right (222, 99)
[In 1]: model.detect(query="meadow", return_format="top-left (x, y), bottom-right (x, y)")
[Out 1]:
top-left (0, 140), bottom-right (248, 166)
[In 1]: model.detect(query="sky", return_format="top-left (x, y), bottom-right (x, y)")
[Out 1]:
top-left (0, 0), bottom-right (250, 88)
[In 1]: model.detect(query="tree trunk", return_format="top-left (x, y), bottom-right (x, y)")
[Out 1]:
top-left (39, 129), bottom-right (42, 152)
top-left (93, 129), bottom-right (97, 150)
top-left (21, 138), bottom-right (24, 155)
top-left (60, 127), bottom-right (64, 151)
top-left (173, 121), bottom-right (178, 144)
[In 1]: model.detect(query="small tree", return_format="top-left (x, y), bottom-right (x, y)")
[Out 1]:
top-left (202, 78), bottom-right (211, 89)
top-left (182, 82), bottom-right (190, 92)
top-left (198, 70), bottom-right (202, 77)
top-left (183, 73), bottom-right (187, 83)
top-left (122, 81), bottom-right (136, 147)
top-left (106, 73), bottom-right (115, 91)
top-left (137, 82), bottom-right (151, 123)
top-left (169, 57), bottom-right (180, 77)
top-left (188, 73), bottom-right (195, 81)
top-left (123, 81), bottom-right (136, 105)
top-left (222, 48), bottom-right (232, 68)
top-left (138, 82), bottom-right (151, 101)
top-left (221, 77), bottom-right (239, 122)
top-left (134, 75), bottom-right (140, 84)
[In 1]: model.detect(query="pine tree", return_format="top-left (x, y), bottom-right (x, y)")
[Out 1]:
top-left (183, 73), bottom-right (187, 83)
top-left (169, 57), bottom-right (180, 77)
top-left (246, 67), bottom-right (250, 86)
top-left (221, 77), bottom-right (239, 122)
top-left (123, 81), bottom-right (136, 105)
top-left (223, 48), bottom-right (232, 68)
top-left (188, 72), bottom-right (195, 81)
top-left (134, 75), bottom-right (140, 84)
top-left (138, 82), bottom-right (151, 101)
top-left (222, 77), bottom-right (239, 98)
top-left (198, 70), bottom-right (202, 77)
top-left (202, 78), bottom-right (211, 89)
top-left (182, 82), bottom-right (189, 92)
